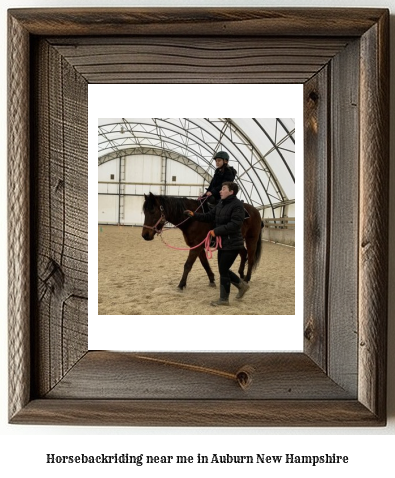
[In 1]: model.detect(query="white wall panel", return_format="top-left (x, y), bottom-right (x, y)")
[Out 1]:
top-left (165, 159), bottom-right (205, 184)
top-left (124, 154), bottom-right (161, 184)
top-left (99, 158), bottom-right (119, 182)
top-left (98, 194), bottom-right (118, 224)
top-left (124, 196), bottom-right (145, 225)
top-left (98, 183), bottom-right (119, 195)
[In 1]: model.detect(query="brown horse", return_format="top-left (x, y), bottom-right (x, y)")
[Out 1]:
top-left (142, 192), bottom-right (263, 290)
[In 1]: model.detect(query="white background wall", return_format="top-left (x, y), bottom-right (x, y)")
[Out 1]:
top-left (1, 0), bottom-right (395, 476)
top-left (98, 153), bottom-right (205, 224)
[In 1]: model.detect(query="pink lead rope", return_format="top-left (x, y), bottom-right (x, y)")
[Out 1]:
top-left (159, 230), bottom-right (222, 259)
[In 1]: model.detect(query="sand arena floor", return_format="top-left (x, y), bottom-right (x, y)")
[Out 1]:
top-left (98, 225), bottom-right (295, 316)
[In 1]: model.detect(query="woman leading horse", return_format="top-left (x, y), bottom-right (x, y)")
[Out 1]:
top-left (184, 182), bottom-right (250, 307)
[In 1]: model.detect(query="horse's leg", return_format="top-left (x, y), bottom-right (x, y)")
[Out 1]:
top-left (198, 249), bottom-right (216, 287)
top-left (244, 237), bottom-right (257, 283)
top-left (238, 247), bottom-right (248, 279)
top-left (178, 248), bottom-right (201, 290)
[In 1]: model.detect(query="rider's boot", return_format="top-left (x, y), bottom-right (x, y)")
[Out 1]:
top-left (231, 279), bottom-right (250, 299)
top-left (210, 278), bottom-right (230, 307)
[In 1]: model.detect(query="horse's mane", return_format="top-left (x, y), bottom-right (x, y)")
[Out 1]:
top-left (143, 194), bottom-right (199, 219)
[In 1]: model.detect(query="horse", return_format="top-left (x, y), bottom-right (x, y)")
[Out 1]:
top-left (142, 192), bottom-right (263, 290)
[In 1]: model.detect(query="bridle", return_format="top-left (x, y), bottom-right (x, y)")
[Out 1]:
top-left (143, 205), bottom-right (167, 234)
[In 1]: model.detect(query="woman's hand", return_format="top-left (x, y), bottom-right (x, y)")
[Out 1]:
top-left (209, 230), bottom-right (216, 237)
top-left (184, 210), bottom-right (194, 217)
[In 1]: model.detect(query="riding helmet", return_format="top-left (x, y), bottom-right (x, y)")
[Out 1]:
top-left (213, 151), bottom-right (230, 162)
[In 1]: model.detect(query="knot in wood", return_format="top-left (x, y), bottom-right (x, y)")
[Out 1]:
top-left (304, 322), bottom-right (314, 341)
top-left (308, 90), bottom-right (319, 103)
top-left (236, 365), bottom-right (255, 390)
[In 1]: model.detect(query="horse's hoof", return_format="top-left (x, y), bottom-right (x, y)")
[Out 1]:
top-left (209, 282), bottom-right (216, 288)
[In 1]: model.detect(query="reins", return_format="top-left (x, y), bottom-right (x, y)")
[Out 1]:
top-left (143, 196), bottom-right (221, 258)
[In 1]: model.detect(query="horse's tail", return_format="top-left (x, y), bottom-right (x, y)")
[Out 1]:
top-left (252, 225), bottom-right (263, 271)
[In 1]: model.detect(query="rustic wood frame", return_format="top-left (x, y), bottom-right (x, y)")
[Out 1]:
top-left (8, 8), bottom-right (389, 426)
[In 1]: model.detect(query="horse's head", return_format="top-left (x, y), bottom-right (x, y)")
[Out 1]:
top-left (142, 192), bottom-right (165, 240)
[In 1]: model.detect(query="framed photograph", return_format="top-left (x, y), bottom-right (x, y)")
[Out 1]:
top-left (90, 86), bottom-right (302, 350)
top-left (8, 8), bottom-right (389, 426)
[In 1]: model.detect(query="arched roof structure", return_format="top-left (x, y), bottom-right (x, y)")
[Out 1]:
top-left (98, 118), bottom-right (295, 217)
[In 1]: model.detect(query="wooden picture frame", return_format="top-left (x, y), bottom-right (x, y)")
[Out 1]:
top-left (8, 8), bottom-right (389, 426)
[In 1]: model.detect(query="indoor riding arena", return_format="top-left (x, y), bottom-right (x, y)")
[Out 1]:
top-left (98, 118), bottom-right (296, 316)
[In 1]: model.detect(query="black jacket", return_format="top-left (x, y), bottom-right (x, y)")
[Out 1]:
top-left (206, 166), bottom-right (236, 199)
top-left (194, 195), bottom-right (245, 250)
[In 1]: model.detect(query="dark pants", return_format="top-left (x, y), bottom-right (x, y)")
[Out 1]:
top-left (217, 249), bottom-right (240, 294)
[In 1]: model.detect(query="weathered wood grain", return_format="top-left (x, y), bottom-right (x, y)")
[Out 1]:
top-left (327, 39), bottom-right (360, 396)
top-left (8, 12), bottom-right (31, 421)
top-left (49, 37), bottom-right (350, 84)
top-left (8, 7), bottom-right (387, 37)
top-left (303, 66), bottom-right (330, 371)
top-left (358, 12), bottom-right (389, 419)
top-left (46, 352), bottom-right (354, 400)
top-left (30, 39), bottom-right (88, 398)
top-left (7, 7), bottom-right (389, 426)
top-left (11, 399), bottom-right (383, 427)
